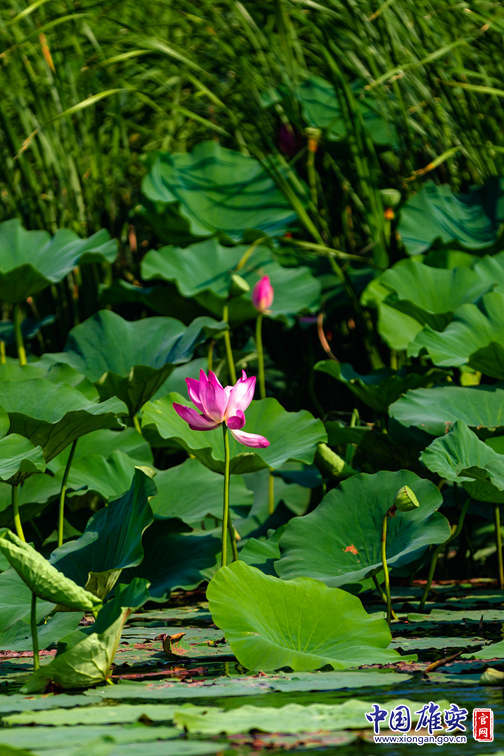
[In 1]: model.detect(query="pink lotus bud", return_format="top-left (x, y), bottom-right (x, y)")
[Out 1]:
top-left (252, 275), bottom-right (274, 313)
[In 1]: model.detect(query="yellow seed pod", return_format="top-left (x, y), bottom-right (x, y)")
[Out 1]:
top-left (394, 485), bottom-right (420, 512)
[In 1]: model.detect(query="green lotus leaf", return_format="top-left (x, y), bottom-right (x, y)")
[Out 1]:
top-left (0, 568), bottom-right (53, 645)
top-left (150, 458), bottom-right (253, 527)
top-left (51, 310), bottom-right (226, 416)
top-left (174, 698), bottom-right (450, 735)
top-left (0, 610), bottom-right (81, 653)
top-left (50, 469), bottom-right (156, 591)
top-left (23, 579), bottom-right (150, 693)
top-left (0, 474), bottom-right (60, 530)
top-left (0, 434), bottom-right (45, 480)
top-left (0, 377), bottom-right (125, 461)
top-left (142, 140), bottom-right (304, 240)
top-left (207, 561), bottom-right (406, 671)
top-left (125, 522), bottom-right (220, 599)
top-left (409, 290), bottom-right (504, 378)
top-left (0, 219), bottom-right (117, 303)
top-left (397, 179), bottom-right (504, 256)
top-left (49, 428), bottom-right (153, 474)
top-left (361, 258), bottom-right (489, 350)
top-left (421, 421), bottom-right (504, 503)
top-left (270, 75), bottom-right (397, 145)
top-left (0, 529), bottom-right (101, 612)
top-left (390, 385), bottom-right (504, 436)
top-left (142, 394), bottom-right (327, 474)
top-left (315, 360), bottom-right (446, 413)
top-left (276, 470), bottom-right (449, 586)
top-left (141, 239), bottom-right (321, 323)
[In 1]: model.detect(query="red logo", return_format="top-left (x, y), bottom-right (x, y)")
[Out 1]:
top-left (473, 709), bottom-right (494, 742)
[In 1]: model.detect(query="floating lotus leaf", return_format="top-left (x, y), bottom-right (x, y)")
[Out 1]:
top-left (142, 141), bottom-right (304, 240)
top-left (390, 385), bottom-right (504, 436)
top-left (0, 218), bottom-right (117, 302)
top-left (142, 394), bottom-right (327, 474)
top-left (397, 179), bottom-right (504, 256)
top-left (276, 470), bottom-right (449, 586)
top-left (52, 310), bottom-right (227, 416)
top-left (207, 561), bottom-right (406, 671)
top-left (141, 239), bottom-right (321, 323)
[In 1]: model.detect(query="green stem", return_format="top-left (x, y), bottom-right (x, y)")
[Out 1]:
top-left (420, 497), bottom-right (470, 610)
top-left (222, 304), bottom-right (236, 384)
top-left (381, 513), bottom-right (392, 624)
top-left (12, 484), bottom-right (25, 542)
top-left (58, 439), bottom-right (77, 548)
top-left (256, 313), bottom-right (266, 399)
top-left (14, 303), bottom-right (27, 366)
top-left (133, 414), bottom-right (142, 436)
top-left (372, 574), bottom-right (398, 621)
top-left (495, 504), bottom-right (504, 590)
top-left (268, 472), bottom-right (275, 516)
top-left (221, 424), bottom-right (231, 567)
top-left (228, 510), bottom-right (239, 562)
top-left (207, 339), bottom-right (215, 372)
top-left (31, 592), bottom-right (40, 671)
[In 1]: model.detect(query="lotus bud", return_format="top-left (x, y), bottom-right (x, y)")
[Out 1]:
top-left (230, 273), bottom-right (250, 297)
top-left (394, 485), bottom-right (420, 512)
top-left (252, 275), bottom-right (274, 313)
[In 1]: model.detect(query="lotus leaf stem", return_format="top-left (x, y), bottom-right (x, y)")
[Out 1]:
top-left (14, 303), bottom-right (27, 366)
top-left (381, 512), bottom-right (392, 624)
top-left (31, 592), bottom-right (39, 671)
top-left (495, 504), bottom-right (504, 590)
top-left (11, 484), bottom-right (25, 542)
top-left (0, 340), bottom-right (5, 365)
top-left (222, 304), bottom-right (236, 384)
top-left (58, 439), bottom-right (77, 548)
top-left (221, 424), bottom-right (231, 567)
top-left (268, 471), bottom-right (275, 516)
top-left (133, 414), bottom-right (142, 436)
top-left (372, 574), bottom-right (398, 621)
top-left (420, 497), bottom-right (470, 610)
top-left (207, 339), bottom-right (214, 372)
top-left (255, 313), bottom-right (266, 399)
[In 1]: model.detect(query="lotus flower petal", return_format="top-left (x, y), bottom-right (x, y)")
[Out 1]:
top-left (226, 410), bottom-right (245, 430)
top-left (173, 403), bottom-right (219, 431)
top-left (185, 377), bottom-right (205, 413)
top-left (226, 372), bottom-right (256, 418)
top-left (230, 428), bottom-right (270, 448)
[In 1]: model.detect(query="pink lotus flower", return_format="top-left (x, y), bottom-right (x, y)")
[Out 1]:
top-left (173, 370), bottom-right (270, 448)
top-left (252, 275), bottom-right (274, 313)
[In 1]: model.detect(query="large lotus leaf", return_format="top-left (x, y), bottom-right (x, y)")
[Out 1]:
top-left (55, 451), bottom-right (139, 502)
top-left (48, 428), bottom-right (153, 474)
top-left (207, 561), bottom-right (405, 671)
top-left (273, 75), bottom-right (396, 145)
top-left (141, 239), bottom-right (321, 322)
top-left (142, 141), bottom-right (304, 240)
top-left (150, 458), bottom-right (253, 527)
top-left (23, 579), bottom-right (150, 693)
top-left (174, 698), bottom-right (449, 735)
top-left (0, 610), bottom-right (82, 653)
top-left (315, 360), bottom-right (446, 413)
top-left (409, 291), bottom-right (504, 378)
top-left (276, 470), bottom-right (449, 587)
top-left (124, 522), bottom-right (220, 599)
top-left (0, 378), bottom-right (125, 461)
top-left (0, 529), bottom-right (101, 612)
top-left (0, 568), bottom-right (53, 640)
top-left (361, 258), bottom-right (489, 350)
top-left (50, 469), bottom-right (156, 589)
top-left (397, 179), bottom-right (504, 256)
top-left (0, 475), bottom-right (60, 529)
top-left (54, 310), bottom-right (226, 415)
top-left (0, 219), bottom-right (117, 302)
top-left (421, 421), bottom-right (504, 503)
top-left (142, 394), bottom-right (327, 474)
top-left (389, 385), bottom-right (504, 436)
top-left (0, 434), bottom-right (45, 480)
